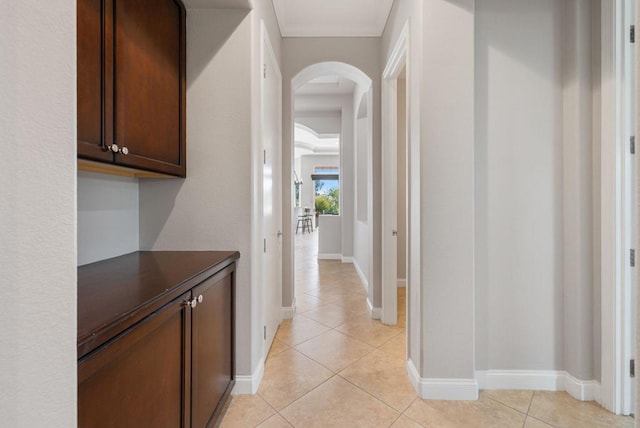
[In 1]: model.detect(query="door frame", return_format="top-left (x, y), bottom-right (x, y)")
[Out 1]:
top-left (600, 0), bottom-right (636, 415)
top-left (381, 23), bottom-right (409, 326)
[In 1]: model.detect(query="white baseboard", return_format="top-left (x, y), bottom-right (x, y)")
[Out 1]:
top-left (282, 298), bottom-right (296, 319)
top-left (318, 253), bottom-right (342, 260)
top-left (475, 370), bottom-right (599, 402)
top-left (408, 359), bottom-right (478, 400)
top-left (352, 259), bottom-right (369, 292)
top-left (341, 256), bottom-right (354, 264)
top-left (397, 278), bottom-right (406, 287)
top-left (233, 357), bottom-right (264, 395)
top-left (563, 372), bottom-right (600, 402)
top-left (367, 297), bottom-right (381, 320)
top-left (476, 370), bottom-right (564, 391)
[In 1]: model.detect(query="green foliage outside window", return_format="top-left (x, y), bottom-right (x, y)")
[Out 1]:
top-left (315, 188), bottom-right (339, 215)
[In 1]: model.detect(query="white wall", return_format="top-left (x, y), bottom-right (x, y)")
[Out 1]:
top-left (562, 0), bottom-right (595, 382)
top-left (295, 112), bottom-right (341, 134)
top-left (77, 172), bottom-right (139, 266)
top-left (318, 215), bottom-right (342, 256)
top-left (0, 0), bottom-right (77, 425)
top-left (356, 111), bottom-right (368, 223)
top-left (383, 0), bottom-right (477, 388)
top-left (420, 0), bottom-right (476, 381)
top-left (139, 8), bottom-right (256, 377)
top-left (475, 0), bottom-right (564, 371)
top-left (353, 220), bottom-right (370, 286)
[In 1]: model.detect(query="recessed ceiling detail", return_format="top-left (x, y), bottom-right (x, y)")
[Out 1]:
top-left (272, 0), bottom-right (394, 37)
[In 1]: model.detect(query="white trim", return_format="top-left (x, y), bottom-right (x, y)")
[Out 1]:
top-left (232, 358), bottom-right (265, 395)
top-left (408, 359), bottom-right (478, 401)
top-left (341, 256), bottom-right (354, 264)
top-left (475, 370), bottom-right (599, 402)
top-left (318, 253), bottom-right (342, 260)
top-left (476, 370), bottom-right (565, 391)
top-left (382, 24), bottom-right (409, 78)
top-left (600, 0), bottom-right (626, 414)
top-left (353, 258), bottom-right (369, 291)
top-left (397, 278), bottom-right (406, 287)
top-left (367, 297), bottom-right (381, 320)
top-left (564, 373), bottom-right (601, 402)
top-left (282, 297), bottom-right (296, 319)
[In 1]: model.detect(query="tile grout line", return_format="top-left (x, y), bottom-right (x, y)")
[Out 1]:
top-left (483, 395), bottom-right (529, 419)
top-left (335, 372), bottom-right (407, 416)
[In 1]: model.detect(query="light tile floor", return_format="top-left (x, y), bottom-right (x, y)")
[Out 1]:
top-left (221, 230), bottom-right (634, 427)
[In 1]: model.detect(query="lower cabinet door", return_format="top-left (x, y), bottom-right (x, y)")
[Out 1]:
top-left (78, 292), bottom-right (191, 428)
top-left (191, 268), bottom-right (234, 428)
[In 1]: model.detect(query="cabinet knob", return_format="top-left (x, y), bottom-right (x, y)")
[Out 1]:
top-left (119, 146), bottom-right (129, 156)
top-left (197, 295), bottom-right (203, 303)
top-left (184, 298), bottom-right (197, 309)
top-left (108, 144), bottom-right (119, 153)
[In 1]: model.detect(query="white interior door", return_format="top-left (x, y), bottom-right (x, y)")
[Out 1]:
top-left (626, 0), bottom-right (636, 412)
top-left (622, 0), bottom-right (636, 414)
top-left (262, 27), bottom-right (282, 358)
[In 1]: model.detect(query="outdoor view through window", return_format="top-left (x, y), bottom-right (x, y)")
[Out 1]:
top-left (313, 166), bottom-right (339, 215)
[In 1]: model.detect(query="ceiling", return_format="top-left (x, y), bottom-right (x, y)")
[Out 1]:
top-left (272, 0), bottom-right (394, 37)
top-left (296, 76), bottom-right (357, 96)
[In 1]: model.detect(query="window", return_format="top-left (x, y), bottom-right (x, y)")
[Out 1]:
top-left (312, 166), bottom-right (339, 215)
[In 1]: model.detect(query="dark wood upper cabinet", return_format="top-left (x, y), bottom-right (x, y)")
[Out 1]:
top-left (77, 0), bottom-right (186, 177)
top-left (77, 0), bottom-right (113, 162)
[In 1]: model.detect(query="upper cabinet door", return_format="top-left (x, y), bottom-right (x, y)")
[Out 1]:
top-left (113, 0), bottom-right (186, 177)
top-left (77, 0), bottom-right (114, 162)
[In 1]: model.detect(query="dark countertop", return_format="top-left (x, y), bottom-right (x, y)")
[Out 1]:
top-left (78, 250), bottom-right (239, 358)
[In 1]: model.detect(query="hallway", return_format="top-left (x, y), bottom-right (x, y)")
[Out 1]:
top-left (221, 231), bottom-right (634, 427)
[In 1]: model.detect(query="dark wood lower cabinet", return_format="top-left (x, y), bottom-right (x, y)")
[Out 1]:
top-left (191, 267), bottom-right (234, 427)
top-left (79, 292), bottom-right (191, 428)
top-left (78, 251), bottom-right (238, 428)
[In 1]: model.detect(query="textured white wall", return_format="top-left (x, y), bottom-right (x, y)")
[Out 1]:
top-left (475, 0), bottom-right (564, 371)
top-left (77, 172), bottom-right (139, 266)
top-left (0, 0), bottom-right (77, 425)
